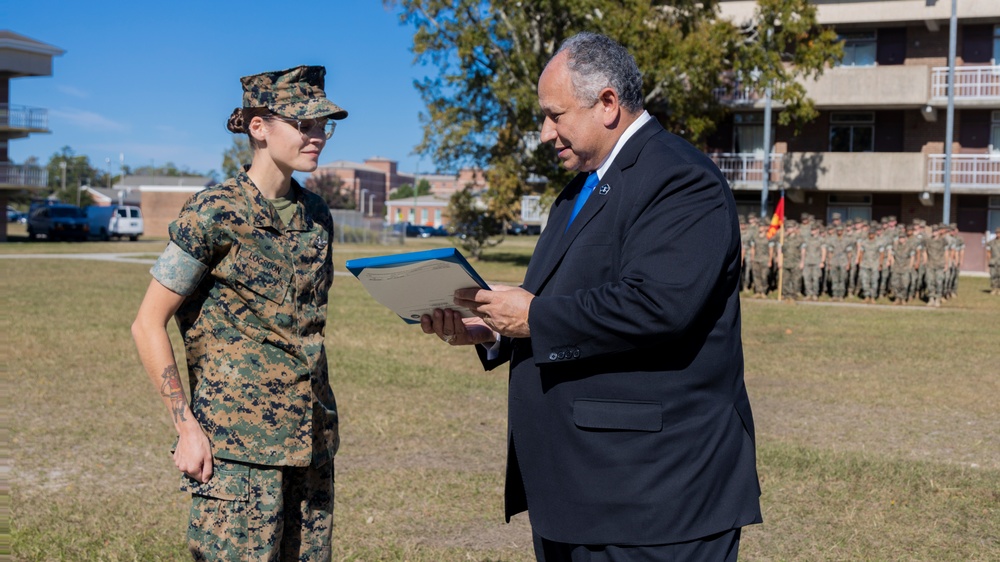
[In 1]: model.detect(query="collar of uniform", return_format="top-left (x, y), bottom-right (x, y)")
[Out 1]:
top-left (282, 180), bottom-right (313, 232)
top-left (239, 172), bottom-right (311, 232)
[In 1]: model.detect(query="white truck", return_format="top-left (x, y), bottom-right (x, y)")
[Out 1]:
top-left (86, 205), bottom-right (144, 241)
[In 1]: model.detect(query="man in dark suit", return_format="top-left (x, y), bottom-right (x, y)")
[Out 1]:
top-left (421, 32), bottom-right (761, 561)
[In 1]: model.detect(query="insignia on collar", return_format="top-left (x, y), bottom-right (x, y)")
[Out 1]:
top-left (599, 184), bottom-right (611, 195)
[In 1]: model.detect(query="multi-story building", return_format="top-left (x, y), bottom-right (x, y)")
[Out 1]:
top-left (0, 31), bottom-right (64, 242)
top-left (713, 0), bottom-right (1000, 271)
top-left (311, 157), bottom-right (487, 224)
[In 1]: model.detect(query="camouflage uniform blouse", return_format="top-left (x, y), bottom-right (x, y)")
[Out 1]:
top-left (151, 172), bottom-right (338, 467)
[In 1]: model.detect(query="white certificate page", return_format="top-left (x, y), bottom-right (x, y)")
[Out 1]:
top-left (355, 258), bottom-right (487, 322)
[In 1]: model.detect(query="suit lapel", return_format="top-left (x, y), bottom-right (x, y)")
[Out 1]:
top-left (523, 119), bottom-right (665, 295)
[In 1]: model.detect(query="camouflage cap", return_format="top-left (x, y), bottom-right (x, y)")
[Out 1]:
top-left (241, 65), bottom-right (348, 120)
top-left (831, 212), bottom-right (842, 220)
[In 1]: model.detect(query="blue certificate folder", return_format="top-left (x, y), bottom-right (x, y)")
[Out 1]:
top-left (345, 247), bottom-right (490, 324)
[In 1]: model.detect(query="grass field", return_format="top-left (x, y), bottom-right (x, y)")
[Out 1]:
top-left (4, 234), bottom-right (998, 561)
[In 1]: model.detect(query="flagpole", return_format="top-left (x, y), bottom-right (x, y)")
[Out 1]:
top-left (776, 189), bottom-right (786, 301)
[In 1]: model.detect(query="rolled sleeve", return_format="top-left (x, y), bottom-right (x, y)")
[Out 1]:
top-left (151, 242), bottom-right (209, 296)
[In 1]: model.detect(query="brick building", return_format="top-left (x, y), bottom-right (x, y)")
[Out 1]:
top-left (713, 0), bottom-right (1000, 271)
top-left (310, 157), bottom-right (487, 224)
top-left (113, 175), bottom-right (212, 239)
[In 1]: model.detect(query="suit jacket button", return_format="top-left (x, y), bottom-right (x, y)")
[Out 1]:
top-left (549, 353), bottom-right (558, 361)
top-left (573, 350), bottom-right (581, 358)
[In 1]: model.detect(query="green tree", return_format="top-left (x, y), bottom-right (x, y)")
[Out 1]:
top-left (45, 147), bottom-right (98, 207)
top-left (448, 186), bottom-right (504, 260)
top-left (221, 136), bottom-right (254, 179)
top-left (130, 162), bottom-right (204, 177)
top-left (390, 178), bottom-right (432, 200)
top-left (305, 173), bottom-right (356, 209)
top-left (389, 0), bottom-right (841, 226)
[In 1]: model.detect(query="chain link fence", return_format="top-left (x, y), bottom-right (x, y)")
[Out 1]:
top-left (329, 209), bottom-right (404, 245)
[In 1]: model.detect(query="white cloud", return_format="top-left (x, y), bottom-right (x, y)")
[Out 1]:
top-left (90, 142), bottom-right (224, 175)
top-left (51, 108), bottom-right (129, 133)
top-left (56, 85), bottom-right (89, 99)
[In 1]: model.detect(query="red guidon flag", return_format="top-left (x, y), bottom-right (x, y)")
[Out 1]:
top-left (766, 196), bottom-right (784, 240)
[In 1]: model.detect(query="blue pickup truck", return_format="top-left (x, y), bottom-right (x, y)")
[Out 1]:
top-left (27, 202), bottom-right (90, 241)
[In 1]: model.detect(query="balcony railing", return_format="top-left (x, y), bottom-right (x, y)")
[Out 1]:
top-left (0, 163), bottom-right (48, 188)
top-left (712, 78), bottom-right (762, 106)
top-left (927, 154), bottom-right (1000, 190)
top-left (709, 153), bottom-right (784, 187)
top-left (930, 65), bottom-right (1000, 100)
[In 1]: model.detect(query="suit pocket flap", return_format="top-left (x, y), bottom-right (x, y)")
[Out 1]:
top-left (573, 399), bottom-right (662, 432)
top-left (179, 461), bottom-right (250, 501)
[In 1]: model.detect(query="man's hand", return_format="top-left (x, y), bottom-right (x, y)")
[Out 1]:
top-left (174, 422), bottom-right (213, 483)
top-left (420, 308), bottom-right (496, 346)
top-left (455, 284), bottom-right (534, 338)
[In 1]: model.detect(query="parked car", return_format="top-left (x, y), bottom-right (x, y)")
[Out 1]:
top-left (391, 222), bottom-right (433, 238)
top-left (429, 225), bottom-right (451, 237)
top-left (27, 203), bottom-right (90, 241)
top-left (506, 222), bottom-right (528, 235)
top-left (86, 204), bottom-right (144, 241)
top-left (7, 205), bottom-right (26, 223)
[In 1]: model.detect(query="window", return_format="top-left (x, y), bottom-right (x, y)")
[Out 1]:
top-left (994, 25), bottom-right (1000, 63)
top-left (828, 194), bottom-right (873, 223)
top-left (991, 111), bottom-right (1000, 155)
top-left (830, 112), bottom-right (875, 152)
top-left (733, 113), bottom-right (774, 154)
top-left (838, 31), bottom-right (877, 67)
top-left (116, 208), bottom-right (127, 218)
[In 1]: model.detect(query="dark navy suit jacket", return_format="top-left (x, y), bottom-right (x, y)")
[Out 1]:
top-left (479, 119), bottom-right (762, 545)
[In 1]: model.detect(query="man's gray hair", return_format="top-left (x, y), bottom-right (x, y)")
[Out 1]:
top-left (556, 32), bottom-right (644, 113)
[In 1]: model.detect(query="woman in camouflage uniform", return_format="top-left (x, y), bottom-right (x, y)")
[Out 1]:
top-left (132, 66), bottom-right (346, 561)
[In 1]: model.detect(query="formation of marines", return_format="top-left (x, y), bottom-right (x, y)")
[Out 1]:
top-left (739, 213), bottom-right (993, 307)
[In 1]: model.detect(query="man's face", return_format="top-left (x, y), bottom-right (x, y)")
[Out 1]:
top-left (538, 52), bottom-right (615, 172)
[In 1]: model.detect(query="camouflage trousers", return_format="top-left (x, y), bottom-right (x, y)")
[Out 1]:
top-left (752, 263), bottom-right (771, 294)
top-left (781, 267), bottom-right (799, 298)
top-left (802, 265), bottom-right (823, 297)
top-left (858, 267), bottom-right (879, 299)
top-left (945, 266), bottom-right (959, 296)
top-left (183, 458), bottom-right (334, 562)
top-left (926, 267), bottom-right (946, 299)
top-left (827, 265), bottom-right (849, 298)
top-left (878, 266), bottom-right (891, 297)
top-left (892, 269), bottom-right (912, 301)
top-left (991, 264), bottom-right (1000, 289)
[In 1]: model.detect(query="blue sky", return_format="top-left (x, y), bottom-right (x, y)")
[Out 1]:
top-left (6, 0), bottom-right (432, 178)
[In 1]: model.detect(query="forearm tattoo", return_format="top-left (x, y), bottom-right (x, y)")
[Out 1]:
top-left (158, 365), bottom-right (188, 424)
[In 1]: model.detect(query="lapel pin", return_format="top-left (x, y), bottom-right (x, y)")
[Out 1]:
top-left (599, 184), bottom-right (611, 195)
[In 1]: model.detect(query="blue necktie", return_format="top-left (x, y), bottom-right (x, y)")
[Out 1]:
top-left (566, 172), bottom-right (599, 231)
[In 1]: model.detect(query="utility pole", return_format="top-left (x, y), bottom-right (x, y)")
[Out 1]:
top-left (942, 0), bottom-right (957, 224)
